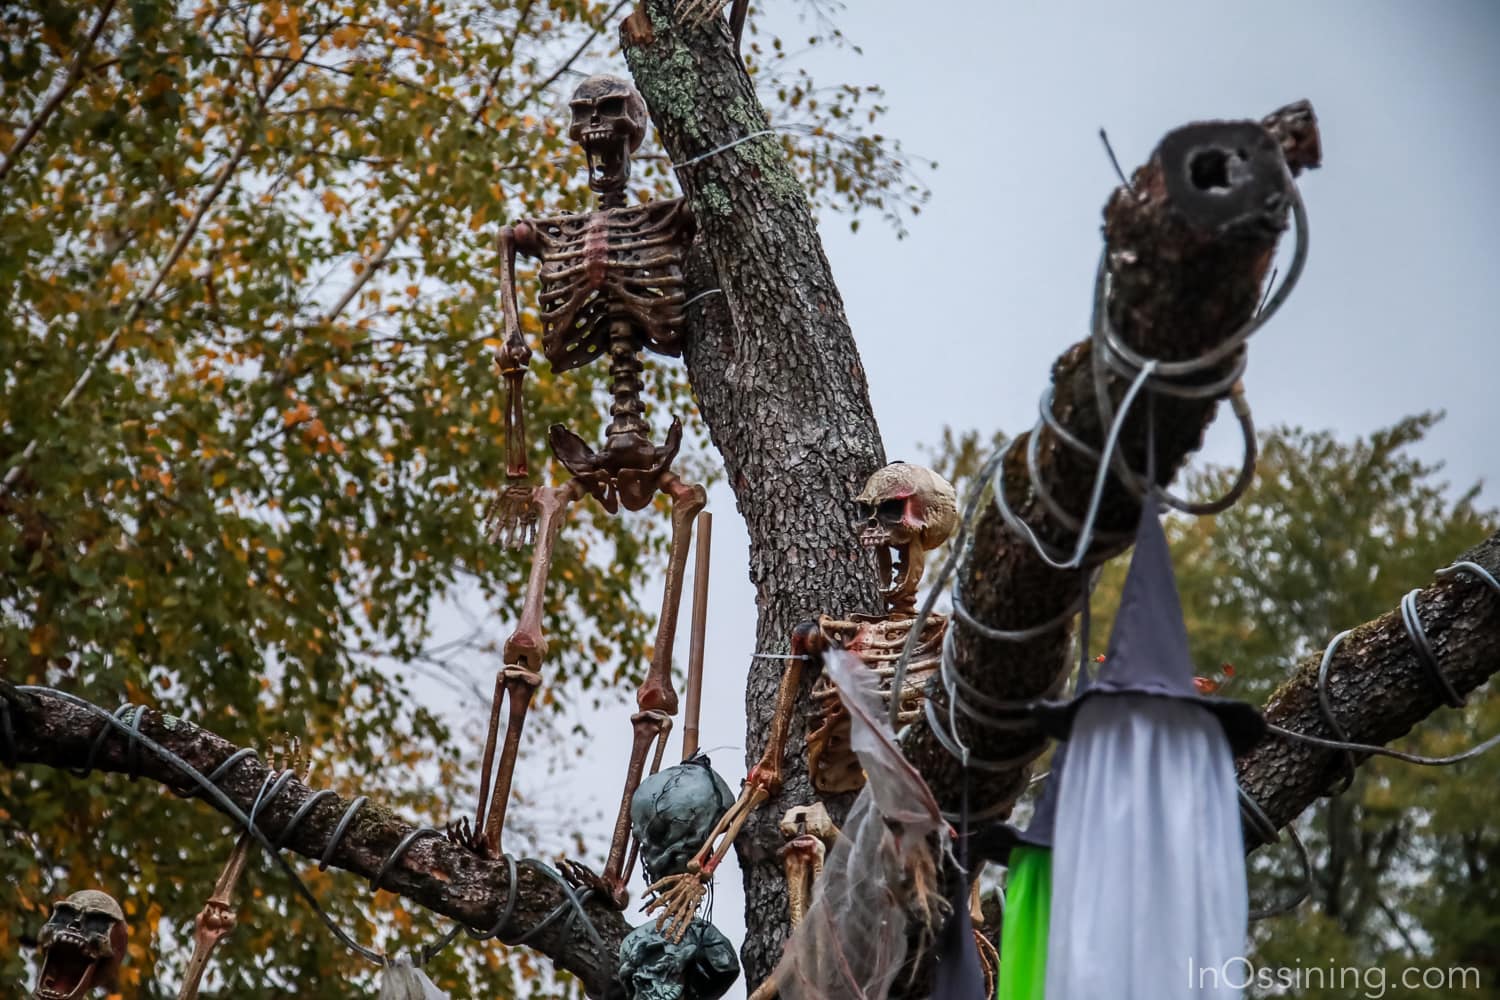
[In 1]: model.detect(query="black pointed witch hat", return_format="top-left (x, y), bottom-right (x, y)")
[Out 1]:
top-left (1032, 498), bottom-right (1265, 755)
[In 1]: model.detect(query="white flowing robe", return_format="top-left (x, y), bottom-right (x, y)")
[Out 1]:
top-left (1044, 695), bottom-right (1248, 999)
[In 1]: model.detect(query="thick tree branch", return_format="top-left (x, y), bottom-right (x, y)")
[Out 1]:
top-left (907, 103), bottom-right (1323, 818)
top-left (1237, 528), bottom-right (1500, 846)
top-left (0, 689), bottom-right (629, 996)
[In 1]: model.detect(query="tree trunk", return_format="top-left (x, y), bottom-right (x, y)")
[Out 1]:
top-left (622, 2), bottom-right (886, 982)
top-left (5, 5), bottom-right (1499, 996)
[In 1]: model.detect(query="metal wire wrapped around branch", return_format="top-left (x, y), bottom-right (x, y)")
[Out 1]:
top-left (888, 174), bottom-right (1307, 764)
top-left (0, 686), bottom-right (604, 973)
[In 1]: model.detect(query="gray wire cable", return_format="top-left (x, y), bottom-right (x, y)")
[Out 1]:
top-left (887, 169), bottom-right (1310, 740)
top-left (0, 686), bottom-right (605, 968)
top-left (1270, 560), bottom-right (1500, 769)
top-left (1235, 559), bottom-right (1500, 920)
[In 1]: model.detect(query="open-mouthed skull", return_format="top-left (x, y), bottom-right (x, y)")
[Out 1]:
top-left (33, 890), bottom-right (127, 1000)
top-left (618, 918), bottom-right (740, 1000)
top-left (568, 74), bottom-right (648, 200)
top-left (855, 462), bottom-right (958, 614)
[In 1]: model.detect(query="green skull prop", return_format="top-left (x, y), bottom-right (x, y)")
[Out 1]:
top-left (618, 918), bottom-right (739, 1000)
top-left (629, 756), bottom-right (732, 882)
top-left (33, 890), bottom-right (127, 1000)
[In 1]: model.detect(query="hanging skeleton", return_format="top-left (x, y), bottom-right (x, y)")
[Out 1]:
top-left (476, 74), bottom-right (703, 907)
top-left (32, 890), bottom-right (127, 1000)
top-left (642, 463), bottom-right (957, 940)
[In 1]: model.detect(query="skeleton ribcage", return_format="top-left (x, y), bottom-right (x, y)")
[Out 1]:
top-left (807, 613), bottom-right (947, 795)
top-left (534, 200), bottom-right (691, 374)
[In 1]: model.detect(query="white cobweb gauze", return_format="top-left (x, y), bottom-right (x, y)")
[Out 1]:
top-left (1045, 695), bottom-right (1248, 999)
top-left (378, 958), bottom-right (450, 1000)
top-left (775, 650), bottom-right (952, 1000)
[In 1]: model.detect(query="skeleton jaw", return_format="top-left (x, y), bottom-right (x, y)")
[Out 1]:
top-left (860, 527), bottom-right (923, 613)
top-left (582, 138), bottom-right (631, 199)
top-left (33, 933), bottom-right (106, 1000)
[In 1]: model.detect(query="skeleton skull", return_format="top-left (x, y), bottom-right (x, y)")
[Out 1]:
top-left (568, 74), bottom-right (648, 198)
top-left (855, 462), bottom-right (958, 613)
top-left (618, 918), bottom-right (740, 1000)
top-left (32, 890), bottom-right (127, 1000)
top-left (630, 756), bottom-right (733, 883)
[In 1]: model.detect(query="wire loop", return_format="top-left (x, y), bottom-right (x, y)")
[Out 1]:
top-left (1238, 788), bottom-right (1311, 921)
top-left (9, 686), bottom-right (603, 969)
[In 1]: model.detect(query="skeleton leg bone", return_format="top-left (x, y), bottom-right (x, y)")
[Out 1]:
top-left (971, 876), bottom-right (999, 997)
top-left (179, 741), bottom-right (309, 1000)
top-left (778, 802), bottom-right (836, 928)
top-left (598, 474), bottom-right (705, 903)
top-left (742, 804), bottom-right (838, 1000)
top-left (476, 481), bottom-right (582, 857)
top-left (176, 831), bottom-right (251, 1000)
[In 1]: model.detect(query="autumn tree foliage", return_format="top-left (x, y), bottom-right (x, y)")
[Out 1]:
top-left (0, 0), bottom-right (924, 993)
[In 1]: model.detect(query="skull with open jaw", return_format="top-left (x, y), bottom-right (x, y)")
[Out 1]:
top-left (568, 74), bottom-right (648, 201)
top-left (855, 462), bottom-right (958, 615)
top-left (32, 890), bottom-right (127, 1000)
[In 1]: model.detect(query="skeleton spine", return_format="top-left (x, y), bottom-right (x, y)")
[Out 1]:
top-left (606, 317), bottom-right (649, 443)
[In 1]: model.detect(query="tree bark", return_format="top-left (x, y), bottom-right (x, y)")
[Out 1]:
top-left (622, 2), bottom-right (886, 983)
top-left (6, 525), bottom-right (1497, 998)
top-left (7, 6), bottom-right (1498, 996)
top-left (1237, 528), bottom-right (1500, 846)
top-left (0, 685), bottom-right (629, 997)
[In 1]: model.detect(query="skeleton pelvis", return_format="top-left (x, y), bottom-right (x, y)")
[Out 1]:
top-left (548, 417), bottom-right (683, 514)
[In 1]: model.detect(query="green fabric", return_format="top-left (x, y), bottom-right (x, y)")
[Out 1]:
top-left (997, 846), bottom-right (1052, 1000)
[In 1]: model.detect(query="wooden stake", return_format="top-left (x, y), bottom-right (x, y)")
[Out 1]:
top-left (682, 511), bottom-right (712, 760)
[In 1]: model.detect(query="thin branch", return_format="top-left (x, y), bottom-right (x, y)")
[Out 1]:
top-left (1, 28), bottom-right (330, 497)
top-left (0, 0), bottom-right (119, 187)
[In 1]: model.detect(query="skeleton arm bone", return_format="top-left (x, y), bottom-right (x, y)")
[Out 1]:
top-left (497, 222), bottom-right (536, 480)
top-left (487, 223), bottom-right (545, 548)
top-left (643, 624), bottom-right (820, 941)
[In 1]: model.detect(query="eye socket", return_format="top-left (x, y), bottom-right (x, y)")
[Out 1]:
top-left (598, 96), bottom-right (626, 117)
top-left (50, 904), bottom-right (81, 923)
top-left (857, 502), bottom-right (876, 520)
top-left (877, 498), bottom-right (907, 520)
top-left (83, 912), bottom-right (117, 935)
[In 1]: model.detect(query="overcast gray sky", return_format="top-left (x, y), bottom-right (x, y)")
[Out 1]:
top-left (441, 3), bottom-right (1499, 990)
